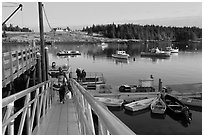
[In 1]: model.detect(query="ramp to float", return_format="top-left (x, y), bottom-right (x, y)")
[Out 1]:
top-left (33, 93), bottom-right (80, 135)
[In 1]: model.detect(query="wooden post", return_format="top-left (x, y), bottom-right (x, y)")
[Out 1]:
top-left (38, 2), bottom-right (46, 82)
top-left (9, 50), bottom-right (13, 83)
top-left (2, 53), bottom-right (5, 87)
top-left (45, 47), bottom-right (49, 81)
top-left (26, 94), bottom-right (31, 134)
top-left (35, 88), bottom-right (40, 128)
top-left (36, 53), bottom-right (42, 84)
top-left (158, 79), bottom-right (162, 92)
top-left (7, 102), bottom-right (14, 135)
top-left (21, 50), bottom-right (24, 74)
top-left (16, 51), bottom-right (19, 78)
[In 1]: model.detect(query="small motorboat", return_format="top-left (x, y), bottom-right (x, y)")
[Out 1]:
top-left (150, 95), bottom-right (166, 114)
top-left (57, 50), bottom-right (81, 56)
top-left (166, 46), bottom-right (179, 53)
top-left (141, 47), bottom-right (171, 58)
top-left (163, 94), bottom-right (192, 122)
top-left (124, 97), bottom-right (156, 112)
top-left (112, 50), bottom-right (130, 59)
top-left (94, 97), bottom-right (124, 107)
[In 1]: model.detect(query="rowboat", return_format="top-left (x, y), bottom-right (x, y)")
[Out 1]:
top-left (124, 97), bottom-right (156, 112)
top-left (94, 97), bottom-right (124, 107)
top-left (164, 94), bottom-right (192, 122)
top-left (150, 96), bottom-right (166, 114)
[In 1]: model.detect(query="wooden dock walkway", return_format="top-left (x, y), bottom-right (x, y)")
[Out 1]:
top-left (33, 92), bottom-right (80, 135)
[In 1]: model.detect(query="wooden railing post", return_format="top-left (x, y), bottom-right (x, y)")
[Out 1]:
top-left (16, 51), bottom-right (19, 78)
top-left (45, 47), bottom-right (49, 81)
top-left (36, 88), bottom-right (40, 128)
top-left (21, 50), bottom-right (24, 74)
top-left (37, 53), bottom-right (42, 83)
top-left (26, 93), bottom-right (31, 134)
top-left (7, 102), bottom-right (14, 135)
top-left (43, 84), bottom-right (47, 117)
top-left (2, 53), bottom-right (5, 87)
top-left (9, 50), bottom-right (13, 83)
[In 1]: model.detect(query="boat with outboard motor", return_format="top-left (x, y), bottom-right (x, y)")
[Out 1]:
top-left (163, 94), bottom-right (192, 122)
top-left (166, 46), bottom-right (179, 53)
top-left (112, 50), bottom-right (130, 59)
top-left (57, 50), bottom-right (81, 56)
top-left (141, 47), bottom-right (171, 58)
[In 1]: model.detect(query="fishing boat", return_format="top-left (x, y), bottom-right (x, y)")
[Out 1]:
top-left (57, 50), bottom-right (81, 56)
top-left (141, 47), bottom-right (171, 58)
top-left (166, 46), bottom-right (179, 53)
top-left (124, 97), bottom-right (156, 112)
top-left (150, 95), bottom-right (166, 114)
top-left (94, 97), bottom-right (124, 107)
top-left (112, 50), bottom-right (130, 59)
top-left (163, 94), bottom-right (192, 122)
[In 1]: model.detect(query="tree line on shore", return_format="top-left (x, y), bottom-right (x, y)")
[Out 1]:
top-left (2, 24), bottom-right (32, 32)
top-left (82, 23), bottom-right (202, 42)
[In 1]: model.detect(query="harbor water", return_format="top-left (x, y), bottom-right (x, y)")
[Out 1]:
top-left (3, 41), bottom-right (201, 134)
top-left (48, 42), bottom-right (202, 135)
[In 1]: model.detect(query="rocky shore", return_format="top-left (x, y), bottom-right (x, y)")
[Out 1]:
top-left (2, 31), bottom-right (134, 43)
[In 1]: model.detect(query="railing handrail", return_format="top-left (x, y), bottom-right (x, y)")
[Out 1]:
top-left (71, 79), bottom-right (135, 135)
top-left (2, 45), bottom-right (40, 87)
top-left (2, 80), bottom-right (51, 108)
top-left (2, 79), bottom-right (54, 135)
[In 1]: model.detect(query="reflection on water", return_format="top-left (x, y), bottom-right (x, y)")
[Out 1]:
top-left (110, 108), bottom-right (202, 135)
top-left (113, 58), bottom-right (129, 65)
top-left (48, 41), bottom-right (201, 86)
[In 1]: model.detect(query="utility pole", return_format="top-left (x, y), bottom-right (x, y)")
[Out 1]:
top-left (38, 2), bottom-right (46, 82)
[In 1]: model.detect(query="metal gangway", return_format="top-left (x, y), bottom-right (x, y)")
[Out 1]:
top-left (2, 78), bottom-right (135, 135)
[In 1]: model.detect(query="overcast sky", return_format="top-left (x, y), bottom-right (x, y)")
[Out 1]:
top-left (2, 1), bottom-right (202, 32)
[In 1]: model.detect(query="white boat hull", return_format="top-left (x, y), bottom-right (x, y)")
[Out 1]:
top-left (150, 97), bottom-right (166, 114)
top-left (124, 97), bottom-right (156, 112)
top-left (95, 97), bottom-right (124, 107)
top-left (112, 54), bottom-right (129, 59)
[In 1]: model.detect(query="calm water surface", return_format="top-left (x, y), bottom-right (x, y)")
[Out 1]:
top-left (48, 42), bottom-right (202, 86)
top-left (48, 42), bottom-right (202, 135)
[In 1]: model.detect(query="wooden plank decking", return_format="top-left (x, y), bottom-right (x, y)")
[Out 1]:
top-left (34, 92), bottom-right (80, 135)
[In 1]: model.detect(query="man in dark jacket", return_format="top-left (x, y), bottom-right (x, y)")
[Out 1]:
top-left (49, 67), bottom-right (69, 104)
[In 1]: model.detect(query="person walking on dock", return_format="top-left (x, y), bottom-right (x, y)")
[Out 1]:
top-left (81, 69), bottom-right (86, 81)
top-left (76, 68), bottom-right (81, 81)
top-left (49, 67), bottom-right (69, 104)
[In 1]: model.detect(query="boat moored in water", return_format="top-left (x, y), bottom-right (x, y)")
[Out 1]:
top-left (177, 96), bottom-right (202, 107)
top-left (141, 47), bottom-right (171, 58)
top-left (112, 50), bottom-right (130, 59)
top-left (124, 97), bottom-right (156, 112)
top-left (150, 95), bottom-right (166, 114)
top-left (166, 46), bottom-right (179, 53)
top-left (57, 50), bottom-right (81, 56)
top-left (163, 94), bottom-right (192, 122)
top-left (94, 97), bottom-right (124, 107)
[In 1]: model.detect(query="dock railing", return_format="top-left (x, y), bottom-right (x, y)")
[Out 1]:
top-left (2, 80), bottom-right (54, 135)
top-left (2, 46), bottom-right (39, 87)
top-left (70, 79), bottom-right (135, 135)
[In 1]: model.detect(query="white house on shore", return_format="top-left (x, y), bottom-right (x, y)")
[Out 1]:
top-left (51, 27), bottom-right (70, 32)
